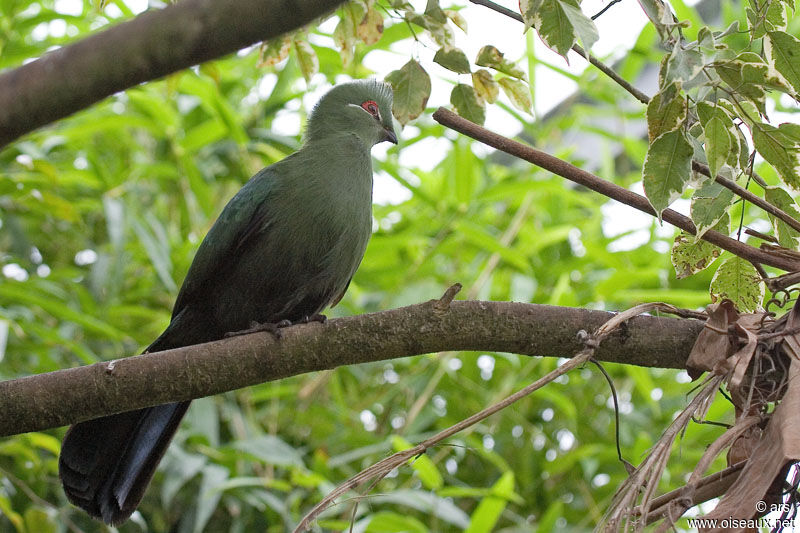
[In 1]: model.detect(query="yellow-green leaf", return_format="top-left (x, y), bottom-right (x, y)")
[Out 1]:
top-left (391, 436), bottom-right (443, 490)
top-left (357, 6), bottom-right (384, 45)
top-left (710, 255), bottom-right (764, 312)
top-left (764, 186), bottom-right (800, 249)
top-left (498, 77), bottom-right (532, 113)
top-left (646, 81), bottom-right (686, 141)
top-left (472, 69), bottom-right (499, 104)
top-left (465, 472), bottom-right (515, 533)
top-left (765, 30), bottom-right (800, 95)
top-left (752, 122), bottom-right (800, 189)
top-left (672, 231), bottom-right (722, 279)
top-left (475, 45), bottom-right (526, 80)
top-left (258, 35), bottom-right (291, 67)
top-left (292, 38), bottom-right (318, 82)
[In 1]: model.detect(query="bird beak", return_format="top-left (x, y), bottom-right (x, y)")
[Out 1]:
top-left (382, 127), bottom-right (398, 145)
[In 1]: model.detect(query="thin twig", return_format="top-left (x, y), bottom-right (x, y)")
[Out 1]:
top-left (591, 0), bottom-right (624, 19)
top-left (467, 0), bottom-right (651, 104)
top-left (432, 107), bottom-right (800, 272)
top-left (469, 0), bottom-right (800, 235)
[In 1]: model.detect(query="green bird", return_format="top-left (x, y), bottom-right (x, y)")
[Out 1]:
top-left (58, 79), bottom-right (396, 525)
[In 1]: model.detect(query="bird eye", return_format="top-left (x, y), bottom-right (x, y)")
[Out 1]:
top-left (361, 100), bottom-right (381, 120)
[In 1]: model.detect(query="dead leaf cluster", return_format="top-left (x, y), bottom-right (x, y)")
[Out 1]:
top-left (603, 298), bottom-right (800, 532)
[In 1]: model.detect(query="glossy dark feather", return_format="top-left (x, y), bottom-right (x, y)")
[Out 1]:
top-left (58, 80), bottom-right (396, 525)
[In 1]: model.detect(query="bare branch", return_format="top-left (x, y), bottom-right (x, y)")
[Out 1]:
top-left (0, 299), bottom-right (703, 437)
top-left (0, 0), bottom-right (345, 148)
top-left (432, 107), bottom-right (800, 272)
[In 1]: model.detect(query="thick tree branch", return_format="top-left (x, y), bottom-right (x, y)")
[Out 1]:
top-left (433, 107), bottom-right (800, 272)
top-left (0, 0), bottom-right (345, 148)
top-left (0, 299), bottom-right (703, 437)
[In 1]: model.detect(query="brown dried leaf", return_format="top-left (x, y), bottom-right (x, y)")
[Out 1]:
top-left (781, 298), bottom-right (800, 360)
top-left (687, 300), bottom-right (738, 379)
top-left (702, 357), bottom-right (800, 529)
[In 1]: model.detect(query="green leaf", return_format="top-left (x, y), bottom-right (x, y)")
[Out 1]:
top-left (433, 47), bottom-right (471, 74)
top-left (385, 59), bottom-right (431, 125)
top-left (391, 436), bottom-right (443, 490)
top-left (472, 69), bottom-right (499, 103)
top-left (690, 181), bottom-right (734, 239)
top-left (465, 471), bottom-right (515, 533)
top-left (558, 0), bottom-right (598, 52)
top-left (450, 83), bottom-right (486, 125)
top-left (665, 46), bottom-right (704, 84)
top-left (194, 464), bottom-right (228, 533)
top-left (535, 0), bottom-right (578, 58)
top-left (519, 0), bottom-right (543, 32)
top-left (475, 45), bottom-right (526, 79)
top-left (703, 116), bottom-right (731, 179)
top-left (765, 31), bottom-right (800, 94)
top-left (671, 231), bottom-right (722, 279)
top-left (764, 186), bottom-right (800, 249)
top-left (646, 81), bottom-right (686, 141)
top-left (24, 507), bottom-right (56, 533)
top-left (498, 77), bottom-right (532, 113)
top-left (366, 512), bottom-right (429, 533)
top-left (131, 213), bottom-right (177, 292)
top-left (232, 435), bottom-right (304, 467)
top-left (643, 130), bottom-right (694, 220)
top-left (710, 255), bottom-right (765, 312)
top-left (752, 122), bottom-right (800, 189)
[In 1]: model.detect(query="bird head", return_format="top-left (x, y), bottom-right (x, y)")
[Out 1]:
top-left (306, 79), bottom-right (397, 147)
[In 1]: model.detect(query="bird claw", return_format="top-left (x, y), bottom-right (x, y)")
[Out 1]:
top-left (224, 320), bottom-right (289, 339)
top-left (299, 314), bottom-right (327, 324)
top-left (224, 315), bottom-right (326, 339)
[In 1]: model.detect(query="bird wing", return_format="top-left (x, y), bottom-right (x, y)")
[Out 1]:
top-left (172, 167), bottom-right (275, 317)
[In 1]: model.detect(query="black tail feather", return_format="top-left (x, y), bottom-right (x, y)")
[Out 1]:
top-left (59, 401), bottom-right (191, 525)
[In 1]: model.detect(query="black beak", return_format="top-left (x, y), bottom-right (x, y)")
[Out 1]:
top-left (382, 127), bottom-right (398, 145)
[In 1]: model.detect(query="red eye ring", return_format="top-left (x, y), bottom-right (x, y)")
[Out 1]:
top-left (361, 100), bottom-right (381, 119)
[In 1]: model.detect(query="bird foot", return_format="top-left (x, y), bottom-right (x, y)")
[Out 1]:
top-left (298, 313), bottom-right (327, 324)
top-left (224, 315), bottom-right (325, 339)
top-left (224, 319), bottom-right (292, 339)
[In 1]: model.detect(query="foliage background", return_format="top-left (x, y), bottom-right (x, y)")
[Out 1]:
top-left (0, 0), bottom-right (798, 531)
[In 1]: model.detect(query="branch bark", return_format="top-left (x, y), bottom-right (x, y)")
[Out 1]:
top-left (0, 0), bottom-right (345, 148)
top-left (0, 299), bottom-right (703, 437)
top-left (432, 107), bottom-right (800, 272)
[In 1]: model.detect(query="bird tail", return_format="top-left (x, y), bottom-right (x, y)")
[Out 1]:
top-left (58, 400), bottom-right (190, 524)
top-left (58, 314), bottom-right (202, 525)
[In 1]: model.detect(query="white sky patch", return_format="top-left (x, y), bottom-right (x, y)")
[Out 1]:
top-left (602, 181), bottom-right (685, 252)
top-left (54, 0), bottom-right (82, 16)
top-left (398, 135), bottom-right (451, 172)
top-left (359, 409), bottom-right (377, 431)
top-left (2, 264), bottom-right (29, 281)
top-left (373, 171), bottom-right (412, 205)
top-left (74, 249), bottom-right (98, 266)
